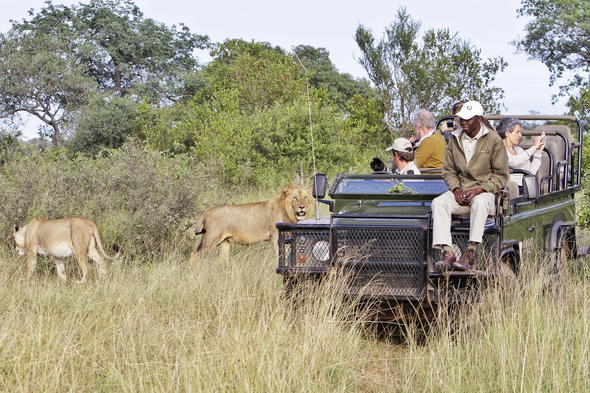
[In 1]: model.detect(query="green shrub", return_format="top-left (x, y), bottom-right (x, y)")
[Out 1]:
top-left (68, 96), bottom-right (140, 157)
top-left (0, 141), bottom-right (214, 255)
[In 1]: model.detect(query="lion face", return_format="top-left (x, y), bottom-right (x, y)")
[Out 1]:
top-left (283, 185), bottom-right (312, 222)
top-left (12, 225), bottom-right (26, 256)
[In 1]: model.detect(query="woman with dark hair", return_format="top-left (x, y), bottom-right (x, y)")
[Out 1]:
top-left (496, 117), bottom-right (545, 185)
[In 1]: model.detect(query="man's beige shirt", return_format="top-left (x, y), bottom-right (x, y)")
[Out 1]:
top-left (460, 125), bottom-right (489, 164)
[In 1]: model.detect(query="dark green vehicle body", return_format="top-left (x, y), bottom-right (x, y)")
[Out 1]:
top-left (276, 115), bottom-right (584, 312)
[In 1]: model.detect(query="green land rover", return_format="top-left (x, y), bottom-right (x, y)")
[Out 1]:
top-left (275, 115), bottom-right (585, 317)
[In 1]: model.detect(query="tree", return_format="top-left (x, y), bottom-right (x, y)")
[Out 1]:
top-left (355, 8), bottom-right (507, 139)
top-left (0, 30), bottom-right (95, 146)
top-left (68, 96), bottom-right (140, 156)
top-left (0, 0), bottom-right (210, 145)
top-left (293, 45), bottom-right (376, 111)
top-left (15, 0), bottom-right (210, 103)
top-left (203, 39), bottom-right (306, 112)
top-left (514, 0), bottom-right (590, 120)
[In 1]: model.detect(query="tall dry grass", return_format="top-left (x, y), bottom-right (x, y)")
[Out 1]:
top-left (1, 144), bottom-right (589, 392)
top-left (400, 254), bottom-right (590, 393)
top-left (0, 244), bottom-right (393, 393)
top-left (2, 240), bottom-right (589, 392)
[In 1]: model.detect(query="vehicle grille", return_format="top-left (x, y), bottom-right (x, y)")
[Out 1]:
top-left (332, 226), bottom-right (427, 298)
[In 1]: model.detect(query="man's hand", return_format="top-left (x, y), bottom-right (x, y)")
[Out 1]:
top-left (370, 157), bottom-right (386, 172)
top-left (463, 187), bottom-right (485, 202)
top-left (452, 188), bottom-right (466, 205)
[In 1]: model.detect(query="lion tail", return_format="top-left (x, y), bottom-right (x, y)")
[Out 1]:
top-left (194, 215), bottom-right (206, 236)
top-left (92, 225), bottom-right (120, 261)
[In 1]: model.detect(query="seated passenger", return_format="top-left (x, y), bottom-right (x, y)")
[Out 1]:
top-left (386, 138), bottom-right (421, 175)
top-left (409, 109), bottom-right (446, 168)
top-left (370, 138), bottom-right (421, 174)
top-left (433, 100), bottom-right (508, 272)
top-left (496, 117), bottom-right (545, 185)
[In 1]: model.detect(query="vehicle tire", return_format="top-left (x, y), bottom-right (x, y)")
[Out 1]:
top-left (551, 229), bottom-right (574, 276)
top-left (496, 257), bottom-right (518, 294)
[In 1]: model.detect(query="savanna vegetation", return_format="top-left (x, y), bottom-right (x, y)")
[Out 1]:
top-left (0, 0), bottom-right (588, 391)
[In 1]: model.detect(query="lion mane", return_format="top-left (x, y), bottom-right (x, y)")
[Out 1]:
top-left (190, 184), bottom-right (313, 261)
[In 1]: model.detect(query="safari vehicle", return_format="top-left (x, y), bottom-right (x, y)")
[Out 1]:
top-left (275, 115), bottom-right (585, 318)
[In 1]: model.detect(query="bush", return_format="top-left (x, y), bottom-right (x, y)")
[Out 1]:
top-left (0, 140), bottom-right (215, 256)
top-left (68, 96), bottom-right (140, 157)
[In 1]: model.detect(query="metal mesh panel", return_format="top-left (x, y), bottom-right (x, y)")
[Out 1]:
top-left (333, 226), bottom-right (427, 298)
top-left (278, 229), bottom-right (330, 272)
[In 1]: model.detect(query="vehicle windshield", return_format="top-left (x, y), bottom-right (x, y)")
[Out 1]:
top-left (333, 176), bottom-right (448, 195)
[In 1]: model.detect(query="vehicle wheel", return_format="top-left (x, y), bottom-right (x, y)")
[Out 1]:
top-left (496, 258), bottom-right (518, 294)
top-left (551, 230), bottom-right (574, 276)
top-left (499, 260), bottom-right (516, 279)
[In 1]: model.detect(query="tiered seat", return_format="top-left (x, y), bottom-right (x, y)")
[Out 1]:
top-left (519, 124), bottom-right (572, 194)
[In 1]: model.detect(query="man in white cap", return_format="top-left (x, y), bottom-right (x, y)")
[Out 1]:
top-left (386, 137), bottom-right (421, 175)
top-left (432, 100), bottom-right (509, 271)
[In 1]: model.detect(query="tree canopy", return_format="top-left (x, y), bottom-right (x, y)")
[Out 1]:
top-left (0, 0), bottom-right (209, 145)
top-left (17, 0), bottom-right (210, 102)
top-left (292, 45), bottom-right (375, 111)
top-left (355, 7), bottom-right (507, 139)
top-left (515, 0), bottom-right (590, 120)
top-left (0, 30), bottom-right (95, 145)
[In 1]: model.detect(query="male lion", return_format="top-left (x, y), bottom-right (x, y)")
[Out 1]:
top-left (13, 217), bottom-right (119, 282)
top-left (190, 184), bottom-right (313, 262)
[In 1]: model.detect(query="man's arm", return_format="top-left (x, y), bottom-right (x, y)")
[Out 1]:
top-left (479, 138), bottom-right (509, 193)
top-left (442, 140), bottom-right (461, 192)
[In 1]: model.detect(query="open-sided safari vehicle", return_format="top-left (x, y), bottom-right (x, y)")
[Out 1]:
top-left (275, 115), bottom-right (585, 319)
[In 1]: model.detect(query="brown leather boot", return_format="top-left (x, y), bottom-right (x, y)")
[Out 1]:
top-left (452, 248), bottom-right (477, 271)
top-left (434, 250), bottom-right (456, 272)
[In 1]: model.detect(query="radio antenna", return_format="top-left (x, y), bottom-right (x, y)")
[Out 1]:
top-left (294, 53), bottom-right (321, 220)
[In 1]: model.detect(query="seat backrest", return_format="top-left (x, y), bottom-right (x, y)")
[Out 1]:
top-left (522, 124), bottom-right (572, 162)
top-left (506, 180), bottom-right (520, 200)
top-left (534, 124), bottom-right (573, 146)
top-left (519, 138), bottom-right (553, 193)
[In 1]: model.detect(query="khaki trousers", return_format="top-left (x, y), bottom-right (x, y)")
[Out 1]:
top-left (431, 191), bottom-right (495, 248)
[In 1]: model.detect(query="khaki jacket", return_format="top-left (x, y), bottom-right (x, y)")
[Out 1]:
top-left (443, 125), bottom-right (509, 194)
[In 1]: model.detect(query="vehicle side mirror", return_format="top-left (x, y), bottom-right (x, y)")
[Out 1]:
top-left (522, 175), bottom-right (538, 199)
top-left (312, 173), bottom-right (328, 199)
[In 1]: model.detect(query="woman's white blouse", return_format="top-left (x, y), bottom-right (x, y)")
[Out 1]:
top-left (507, 146), bottom-right (542, 185)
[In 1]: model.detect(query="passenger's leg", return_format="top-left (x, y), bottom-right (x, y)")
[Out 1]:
top-left (453, 192), bottom-right (495, 271)
top-left (432, 190), bottom-right (461, 271)
top-left (468, 192), bottom-right (495, 244)
top-left (432, 190), bottom-right (461, 248)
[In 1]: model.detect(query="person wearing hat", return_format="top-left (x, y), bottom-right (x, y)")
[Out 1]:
top-left (370, 138), bottom-right (421, 175)
top-left (432, 100), bottom-right (509, 271)
top-left (386, 137), bottom-right (421, 175)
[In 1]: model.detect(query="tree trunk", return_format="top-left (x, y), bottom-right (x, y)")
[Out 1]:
top-left (51, 122), bottom-right (62, 147)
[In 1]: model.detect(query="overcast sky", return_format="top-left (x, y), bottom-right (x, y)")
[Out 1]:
top-left (2, 0), bottom-right (569, 139)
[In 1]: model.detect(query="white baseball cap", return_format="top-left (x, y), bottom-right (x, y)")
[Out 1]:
top-left (455, 100), bottom-right (484, 120)
top-left (386, 137), bottom-right (413, 153)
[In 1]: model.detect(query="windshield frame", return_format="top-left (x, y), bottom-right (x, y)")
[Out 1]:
top-left (329, 174), bottom-right (448, 200)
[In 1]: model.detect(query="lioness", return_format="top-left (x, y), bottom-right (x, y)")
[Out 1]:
top-left (190, 184), bottom-right (313, 261)
top-left (13, 217), bottom-right (119, 282)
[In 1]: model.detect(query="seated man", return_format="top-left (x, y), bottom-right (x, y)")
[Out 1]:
top-left (370, 138), bottom-right (421, 175)
top-left (410, 109), bottom-right (446, 168)
top-left (387, 138), bottom-right (421, 175)
top-left (432, 100), bottom-right (509, 271)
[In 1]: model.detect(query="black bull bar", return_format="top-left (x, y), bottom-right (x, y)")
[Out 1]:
top-left (276, 216), bottom-right (500, 301)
